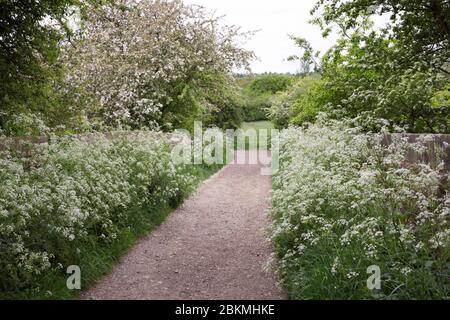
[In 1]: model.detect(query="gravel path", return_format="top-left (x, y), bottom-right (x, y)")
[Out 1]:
top-left (82, 150), bottom-right (285, 300)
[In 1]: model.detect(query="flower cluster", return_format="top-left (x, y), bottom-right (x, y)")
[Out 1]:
top-left (0, 132), bottom-right (196, 295)
top-left (272, 118), bottom-right (450, 299)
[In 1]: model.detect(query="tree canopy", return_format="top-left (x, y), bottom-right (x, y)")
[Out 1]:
top-left (0, 0), bottom-right (253, 135)
top-left (314, 0), bottom-right (450, 73)
top-left (0, 0), bottom-right (108, 135)
top-left (274, 0), bottom-right (450, 133)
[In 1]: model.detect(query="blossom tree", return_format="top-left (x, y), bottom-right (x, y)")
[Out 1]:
top-left (65, 0), bottom-right (254, 131)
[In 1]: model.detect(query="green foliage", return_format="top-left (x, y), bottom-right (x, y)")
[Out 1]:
top-left (201, 74), bottom-right (244, 130)
top-left (315, 0), bottom-right (450, 73)
top-left (242, 93), bottom-right (272, 122)
top-left (249, 74), bottom-right (293, 94)
top-left (0, 0), bottom-right (72, 103)
top-left (239, 74), bottom-right (294, 122)
top-left (290, 78), bottom-right (331, 126)
top-left (273, 120), bottom-right (450, 299)
top-left (286, 8), bottom-right (450, 133)
top-left (431, 82), bottom-right (450, 132)
top-left (268, 74), bottom-right (321, 128)
top-left (319, 33), bottom-right (449, 133)
top-left (0, 0), bottom-right (105, 136)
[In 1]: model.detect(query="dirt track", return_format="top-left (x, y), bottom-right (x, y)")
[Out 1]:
top-left (82, 150), bottom-right (285, 300)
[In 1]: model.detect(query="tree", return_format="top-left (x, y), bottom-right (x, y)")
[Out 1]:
top-left (286, 1), bottom-right (450, 133)
top-left (0, 0), bottom-right (108, 135)
top-left (313, 0), bottom-right (450, 74)
top-left (291, 30), bottom-right (449, 132)
top-left (268, 74), bottom-right (320, 128)
top-left (287, 36), bottom-right (321, 74)
top-left (66, 0), bottom-right (254, 131)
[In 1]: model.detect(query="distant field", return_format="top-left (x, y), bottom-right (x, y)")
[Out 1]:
top-left (241, 121), bottom-right (274, 132)
top-left (239, 121), bottom-right (275, 150)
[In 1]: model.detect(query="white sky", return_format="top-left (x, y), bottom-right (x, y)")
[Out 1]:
top-left (184, 0), bottom-right (338, 74)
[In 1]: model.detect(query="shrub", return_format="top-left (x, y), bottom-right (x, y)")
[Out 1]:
top-left (249, 74), bottom-right (293, 94)
top-left (202, 74), bottom-right (244, 130)
top-left (272, 118), bottom-right (450, 299)
top-left (242, 92), bottom-right (273, 122)
top-left (268, 74), bottom-right (320, 128)
top-left (239, 74), bottom-right (294, 122)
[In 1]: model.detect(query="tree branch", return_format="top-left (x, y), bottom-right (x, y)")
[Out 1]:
top-left (430, 0), bottom-right (450, 45)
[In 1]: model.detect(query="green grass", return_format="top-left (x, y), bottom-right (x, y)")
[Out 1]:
top-left (239, 121), bottom-right (275, 150)
top-left (241, 121), bottom-right (275, 132)
top-left (2, 164), bottom-right (221, 300)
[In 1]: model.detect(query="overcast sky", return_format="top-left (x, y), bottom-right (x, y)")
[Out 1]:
top-left (184, 0), bottom-right (338, 74)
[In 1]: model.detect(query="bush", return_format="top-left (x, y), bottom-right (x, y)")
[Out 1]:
top-left (272, 119), bottom-right (450, 299)
top-left (269, 74), bottom-right (320, 128)
top-left (239, 74), bottom-right (294, 122)
top-left (0, 132), bottom-right (217, 299)
top-left (242, 92), bottom-right (273, 122)
top-left (249, 74), bottom-right (293, 94)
